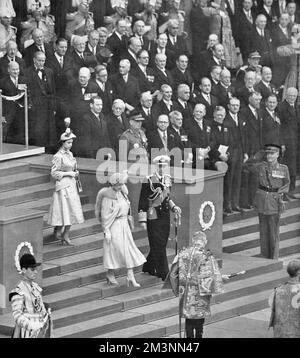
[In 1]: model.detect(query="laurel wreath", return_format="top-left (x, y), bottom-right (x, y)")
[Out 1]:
top-left (14, 242), bottom-right (34, 274)
top-left (199, 201), bottom-right (216, 231)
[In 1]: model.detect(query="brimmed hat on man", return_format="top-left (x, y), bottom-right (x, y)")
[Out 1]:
top-left (20, 253), bottom-right (41, 269)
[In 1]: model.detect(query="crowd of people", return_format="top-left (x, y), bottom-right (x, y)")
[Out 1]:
top-left (1, 0), bottom-right (300, 217)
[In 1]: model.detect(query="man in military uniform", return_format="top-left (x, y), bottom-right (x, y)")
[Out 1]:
top-left (253, 144), bottom-right (290, 259)
top-left (119, 112), bottom-right (149, 164)
top-left (138, 155), bottom-right (181, 281)
top-left (9, 253), bottom-right (52, 338)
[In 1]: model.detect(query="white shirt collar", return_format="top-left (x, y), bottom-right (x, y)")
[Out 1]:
top-left (10, 75), bottom-right (18, 83)
top-left (263, 5), bottom-right (271, 13)
top-left (262, 80), bottom-right (271, 87)
top-left (163, 99), bottom-right (172, 106)
top-left (266, 108), bottom-right (275, 117)
top-left (178, 98), bottom-right (186, 107)
top-left (249, 104), bottom-right (257, 115)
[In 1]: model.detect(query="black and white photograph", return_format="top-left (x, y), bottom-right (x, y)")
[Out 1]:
top-left (1, 0), bottom-right (300, 343)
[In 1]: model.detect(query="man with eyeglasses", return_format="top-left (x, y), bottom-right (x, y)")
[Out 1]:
top-left (147, 114), bottom-right (178, 160)
top-left (132, 49), bottom-right (158, 94)
top-left (94, 64), bottom-right (114, 115)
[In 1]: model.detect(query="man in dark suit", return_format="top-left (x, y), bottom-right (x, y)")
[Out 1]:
top-left (236, 0), bottom-right (257, 61)
top-left (25, 51), bottom-right (56, 152)
top-left (110, 59), bottom-right (141, 112)
top-left (210, 65), bottom-right (223, 97)
top-left (121, 37), bottom-right (142, 73)
top-left (75, 97), bottom-right (111, 158)
top-left (168, 110), bottom-right (193, 165)
top-left (152, 53), bottom-right (174, 90)
top-left (23, 28), bottom-right (53, 68)
top-left (67, 66), bottom-right (99, 139)
top-left (225, 0), bottom-right (241, 43)
top-left (193, 77), bottom-right (219, 121)
top-left (136, 91), bottom-right (156, 134)
top-left (170, 54), bottom-right (194, 92)
top-left (258, 0), bottom-right (280, 30)
top-left (187, 103), bottom-right (213, 170)
top-left (84, 29), bottom-right (102, 68)
top-left (261, 94), bottom-right (283, 146)
top-left (254, 66), bottom-right (277, 101)
top-left (94, 64), bottom-right (113, 116)
top-left (239, 91), bottom-right (263, 209)
top-left (277, 87), bottom-right (299, 198)
top-left (147, 114), bottom-right (178, 159)
top-left (215, 68), bottom-right (236, 108)
top-left (132, 20), bottom-right (152, 52)
top-left (286, 1), bottom-right (300, 30)
top-left (236, 70), bottom-right (257, 108)
top-left (173, 84), bottom-right (194, 129)
top-left (235, 51), bottom-right (262, 90)
top-left (0, 61), bottom-right (27, 144)
top-left (223, 97), bottom-right (249, 214)
top-left (132, 50), bottom-right (158, 94)
top-left (152, 84), bottom-right (176, 119)
top-left (249, 14), bottom-right (274, 68)
top-left (0, 40), bottom-right (26, 79)
top-left (190, 0), bottom-right (211, 58)
top-left (69, 35), bottom-right (95, 77)
top-left (107, 99), bottom-right (130, 157)
top-left (149, 33), bottom-right (176, 71)
top-left (271, 13), bottom-right (291, 87)
top-left (45, 37), bottom-right (75, 134)
top-left (195, 34), bottom-right (219, 85)
top-left (202, 43), bottom-right (226, 79)
top-left (165, 19), bottom-right (190, 58)
top-left (106, 19), bottom-right (129, 73)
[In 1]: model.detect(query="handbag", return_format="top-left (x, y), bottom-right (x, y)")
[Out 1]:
top-left (75, 177), bottom-right (83, 193)
top-left (74, 162), bottom-right (83, 193)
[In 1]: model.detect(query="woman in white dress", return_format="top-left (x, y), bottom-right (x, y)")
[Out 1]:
top-left (48, 129), bottom-right (84, 245)
top-left (95, 172), bottom-right (146, 287)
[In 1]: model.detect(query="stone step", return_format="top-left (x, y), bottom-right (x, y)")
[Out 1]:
top-left (237, 236), bottom-right (300, 258)
top-left (43, 203), bottom-right (96, 228)
top-left (223, 222), bottom-right (300, 253)
top-left (51, 282), bottom-right (176, 329)
top-left (0, 171), bottom-right (50, 192)
top-left (224, 197), bottom-right (300, 224)
top-left (44, 272), bottom-right (162, 311)
top-left (43, 218), bottom-right (102, 245)
top-left (0, 162), bottom-right (29, 177)
top-left (42, 249), bottom-right (175, 295)
top-left (223, 207), bottom-right (300, 239)
top-left (43, 237), bottom-right (150, 278)
top-left (53, 259), bottom-right (285, 336)
top-left (5, 195), bottom-right (90, 215)
top-left (43, 226), bottom-right (147, 259)
top-left (0, 182), bottom-right (54, 206)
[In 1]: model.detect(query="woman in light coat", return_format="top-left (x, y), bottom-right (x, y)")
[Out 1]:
top-left (95, 172), bottom-right (146, 287)
top-left (48, 129), bottom-right (84, 245)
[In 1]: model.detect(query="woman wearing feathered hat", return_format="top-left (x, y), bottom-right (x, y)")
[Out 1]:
top-left (47, 129), bottom-right (84, 245)
top-left (95, 172), bottom-right (146, 287)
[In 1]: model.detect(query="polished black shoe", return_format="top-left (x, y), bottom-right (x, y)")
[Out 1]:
top-left (142, 269), bottom-right (156, 276)
top-left (232, 206), bottom-right (244, 213)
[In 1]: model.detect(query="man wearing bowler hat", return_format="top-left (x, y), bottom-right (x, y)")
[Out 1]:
top-left (138, 155), bottom-right (181, 280)
top-left (119, 112), bottom-right (149, 164)
top-left (9, 253), bottom-right (52, 338)
top-left (253, 144), bottom-right (290, 259)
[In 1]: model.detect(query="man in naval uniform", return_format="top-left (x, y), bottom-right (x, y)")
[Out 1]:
top-left (138, 155), bottom-right (181, 281)
top-left (9, 253), bottom-right (52, 338)
top-left (253, 144), bottom-right (290, 259)
top-left (119, 112), bottom-right (149, 164)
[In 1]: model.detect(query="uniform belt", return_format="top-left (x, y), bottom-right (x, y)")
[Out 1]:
top-left (259, 185), bottom-right (278, 193)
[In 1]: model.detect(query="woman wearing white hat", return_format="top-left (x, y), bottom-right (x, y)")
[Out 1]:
top-left (95, 172), bottom-right (146, 287)
top-left (47, 129), bottom-right (84, 245)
